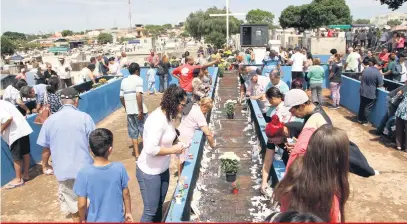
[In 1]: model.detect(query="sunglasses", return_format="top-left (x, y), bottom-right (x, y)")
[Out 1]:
top-left (180, 103), bottom-right (187, 107)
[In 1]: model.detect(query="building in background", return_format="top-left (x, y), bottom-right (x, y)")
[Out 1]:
top-left (370, 12), bottom-right (407, 27)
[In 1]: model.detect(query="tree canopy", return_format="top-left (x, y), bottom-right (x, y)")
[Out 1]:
top-left (2, 31), bottom-right (26, 41)
top-left (387, 19), bottom-right (402, 27)
top-left (97, 33), bottom-right (113, 44)
top-left (353, 19), bottom-right (371, 24)
top-left (279, 0), bottom-right (352, 30)
top-left (144, 25), bottom-right (166, 37)
top-left (61, 30), bottom-right (74, 37)
top-left (246, 9), bottom-right (275, 28)
top-left (185, 7), bottom-right (242, 48)
top-left (377, 0), bottom-right (407, 10)
top-left (1, 36), bottom-right (16, 55)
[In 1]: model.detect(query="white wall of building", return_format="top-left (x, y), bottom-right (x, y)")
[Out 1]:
top-left (370, 12), bottom-right (407, 27)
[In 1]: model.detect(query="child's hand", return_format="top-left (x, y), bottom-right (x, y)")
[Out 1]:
top-left (125, 213), bottom-right (133, 222)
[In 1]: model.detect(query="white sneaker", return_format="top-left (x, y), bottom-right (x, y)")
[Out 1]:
top-left (374, 170), bottom-right (380, 175)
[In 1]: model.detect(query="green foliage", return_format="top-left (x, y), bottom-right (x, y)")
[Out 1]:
top-left (180, 31), bottom-right (189, 38)
top-left (97, 33), bottom-right (113, 44)
top-left (162, 24), bottom-right (173, 30)
top-left (2, 31), bottom-right (26, 41)
top-left (144, 24), bottom-right (166, 37)
top-left (224, 100), bottom-right (236, 115)
top-left (387, 19), bottom-right (402, 27)
top-left (1, 36), bottom-right (16, 55)
top-left (279, 0), bottom-right (351, 30)
top-left (61, 30), bottom-right (74, 37)
top-left (185, 7), bottom-right (241, 47)
top-left (377, 0), bottom-right (407, 10)
top-left (353, 19), bottom-right (371, 24)
top-left (220, 157), bottom-right (239, 174)
top-left (246, 9), bottom-right (275, 29)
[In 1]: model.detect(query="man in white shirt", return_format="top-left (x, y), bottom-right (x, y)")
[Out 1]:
top-left (120, 62), bottom-right (148, 159)
top-left (1, 100), bottom-right (33, 189)
top-left (56, 57), bottom-right (72, 88)
top-left (345, 47), bottom-right (361, 72)
top-left (288, 47), bottom-right (307, 80)
top-left (248, 73), bottom-right (271, 118)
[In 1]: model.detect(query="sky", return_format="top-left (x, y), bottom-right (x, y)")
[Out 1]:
top-left (1, 0), bottom-right (407, 34)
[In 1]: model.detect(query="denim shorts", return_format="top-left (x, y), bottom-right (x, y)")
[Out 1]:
top-left (127, 113), bottom-right (148, 139)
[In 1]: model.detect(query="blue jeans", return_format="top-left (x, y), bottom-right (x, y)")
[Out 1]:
top-left (136, 166), bottom-right (170, 222)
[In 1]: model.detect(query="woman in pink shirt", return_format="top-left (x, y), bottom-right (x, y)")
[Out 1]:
top-left (15, 68), bottom-right (27, 80)
top-left (272, 125), bottom-right (350, 223)
top-left (397, 33), bottom-right (405, 53)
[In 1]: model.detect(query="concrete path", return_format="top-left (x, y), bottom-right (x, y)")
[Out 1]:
top-left (196, 71), bottom-right (265, 222)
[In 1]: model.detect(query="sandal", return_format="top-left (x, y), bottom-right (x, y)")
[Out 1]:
top-left (5, 181), bottom-right (25, 189)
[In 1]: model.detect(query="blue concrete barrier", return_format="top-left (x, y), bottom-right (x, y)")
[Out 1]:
top-left (247, 99), bottom-right (286, 184)
top-left (339, 76), bottom-right (388, 127)
top-left (1, 78), bottom-right (123, 186)
top-left (165, 68), bottom-right (218, 222)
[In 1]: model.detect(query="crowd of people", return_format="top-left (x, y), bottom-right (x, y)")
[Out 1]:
top-left (0, 46), bottom-right (221, 222)
top-left (2, 39), bottom-right (406, 223)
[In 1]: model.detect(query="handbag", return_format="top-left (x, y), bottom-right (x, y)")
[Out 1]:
top-left (157, 63), bottom-right (165, 75)
top-left (34, 92), bottom-right (51, 125)
top-left (390, 93), bottom-right (404, 106)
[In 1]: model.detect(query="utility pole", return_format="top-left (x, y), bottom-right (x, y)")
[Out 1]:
top-left (128, 0), bottom-right (132, 32)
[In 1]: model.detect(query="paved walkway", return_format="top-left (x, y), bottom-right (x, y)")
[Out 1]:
top-left (195, 71), bottom-right (269, 222)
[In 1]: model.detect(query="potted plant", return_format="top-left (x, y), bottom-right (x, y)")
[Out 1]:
top-left (231, 182), bottom-right (239, 194)
top-left (219, 152), bottom-right (240, 182)
top-left (224, 100), bottom-right (237, 119)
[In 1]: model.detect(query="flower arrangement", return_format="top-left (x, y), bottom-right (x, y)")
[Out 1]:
top-left (231, 182), bottom-right (240, 194)
top-left (99, 78), bottom-right (107, 84)
top-left (224, 100), bottom-right (237, 119)
top-left (92, 78), bottom-right (108, 89)
top-left (219, 152), bottom-right (240, 174)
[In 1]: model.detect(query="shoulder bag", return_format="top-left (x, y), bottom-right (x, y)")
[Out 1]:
top-left (34, 92), bottom-right (51, 125)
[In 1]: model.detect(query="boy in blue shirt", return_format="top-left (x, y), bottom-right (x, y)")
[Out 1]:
top-left (74, 128), bottom-right (133, 222)
top-left (146, 63), bottom-right (156, 95)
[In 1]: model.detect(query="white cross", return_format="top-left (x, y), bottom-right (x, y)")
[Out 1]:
top-left (209, 0), bottom-right (245, 44)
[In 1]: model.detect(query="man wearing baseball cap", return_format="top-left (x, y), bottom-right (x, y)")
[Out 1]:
top-left (37, 87), bottom-right (95, 222)
top-left (283, 89), bottom-right (377, 177)
top-left (283, 89), bottom-right (331, 170)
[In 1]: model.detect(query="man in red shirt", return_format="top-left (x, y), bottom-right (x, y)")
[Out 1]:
top-left (172, 56), bottom-right (219, 101)
top-left (147, 49), bottom-right (159, 67)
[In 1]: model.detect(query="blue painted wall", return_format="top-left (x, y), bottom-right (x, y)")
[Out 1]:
top-left (339, 76), bottom-right (389, 127)
top-left (165, 68), bottom-right (218, 222)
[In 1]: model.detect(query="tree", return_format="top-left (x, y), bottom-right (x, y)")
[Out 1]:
top-left (353, 19), bottom-right (371, 24)
top-left (246, 9), bottom-right (275, 29)
top-left (97, 33), bottom-right (113, 44)
top-left (1, 36), bottom-right (16, 55)
top-left (61, 30), bottom-right (74, 37)
top-left (144, 25), bottom-right (165, 37)
top-left (185, 7), bottom-right (241, 47)
top-left (180, 31), bottom-right (189, 38)
top-left (387, 19), bottom-right (402, 27)
top-left (162, 24), bottom-right (173, 30)
top-left (279, 0), bottom-right (351, 30)
top-left (376, 0), bottom-right (407, 10)
top-left (2, 31), bottom-right (26, 41)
